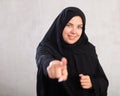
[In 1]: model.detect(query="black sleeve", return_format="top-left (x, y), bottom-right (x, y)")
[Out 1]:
top-left (36, 54), bottom-right (54, 77)
top-left (91, 57), bottom-right (109, 96)
top-left (36, 43), bottom-right (56, 96)
top-left (35, 43), bottom-right (55, 77)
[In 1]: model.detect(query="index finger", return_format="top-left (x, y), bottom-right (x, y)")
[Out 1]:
top-left (79, 74), bottom-right (89, 80)
top-left (61, 57), bottom-right (67, 69)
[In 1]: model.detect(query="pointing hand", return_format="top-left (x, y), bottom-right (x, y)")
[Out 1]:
top-left (47, 57), bottom-right (68, 82)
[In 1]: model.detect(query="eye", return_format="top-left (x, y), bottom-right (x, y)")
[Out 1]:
top-left (66, 23), bottom-right (72, 27)
top-left (78, 25), bottom-right (83, 29)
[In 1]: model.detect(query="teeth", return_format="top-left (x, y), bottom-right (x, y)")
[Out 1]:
top-left (69, 36), bottom-right (75, 40)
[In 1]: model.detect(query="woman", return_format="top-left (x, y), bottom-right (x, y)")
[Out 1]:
top-left (36, 7), bottom-right (109, 96)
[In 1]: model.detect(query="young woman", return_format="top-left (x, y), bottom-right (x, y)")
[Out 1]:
top-left (36, 7), bottom-right (109, 96)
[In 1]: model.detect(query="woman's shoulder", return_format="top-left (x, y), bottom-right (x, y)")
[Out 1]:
top-left (84, 42), bottom-right (97, 57)
top-left (87, 42), bottom-right (95, 49)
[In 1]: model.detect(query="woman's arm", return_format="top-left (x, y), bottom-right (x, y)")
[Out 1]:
top-left (91, 58), bottom-right (109, 96)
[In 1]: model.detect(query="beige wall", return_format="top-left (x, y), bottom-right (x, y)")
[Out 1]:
top-left (0, 0), bottom-right (120, 96)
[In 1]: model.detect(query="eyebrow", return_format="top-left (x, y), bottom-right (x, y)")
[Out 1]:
top-left (67, 22), bottom-right (83, 26)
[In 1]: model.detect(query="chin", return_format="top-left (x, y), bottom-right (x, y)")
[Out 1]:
top-left (67, 41), bottom-right (76, 44)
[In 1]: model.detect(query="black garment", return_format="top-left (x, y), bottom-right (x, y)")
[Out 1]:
top-left (36, 7), bottom-right (109, 96)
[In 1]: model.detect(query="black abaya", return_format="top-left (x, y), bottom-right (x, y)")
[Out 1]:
top-left (36, 7), bottom-right (109, 96)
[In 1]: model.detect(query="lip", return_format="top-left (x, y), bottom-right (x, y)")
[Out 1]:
top-left (68, 35), bottom-right (76, 40)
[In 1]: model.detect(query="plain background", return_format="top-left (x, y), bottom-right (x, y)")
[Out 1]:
top-left (0, 0), bottom-right (120, 96)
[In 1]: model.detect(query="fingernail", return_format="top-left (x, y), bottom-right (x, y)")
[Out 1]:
top-left (58, 78), bottom-right (64, 82)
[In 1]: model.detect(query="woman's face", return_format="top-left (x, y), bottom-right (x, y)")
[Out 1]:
top-left (62, 16), bottom-right (83, 44)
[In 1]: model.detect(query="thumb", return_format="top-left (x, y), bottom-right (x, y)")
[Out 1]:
top-left (79, 74), bottom-right (84, 77)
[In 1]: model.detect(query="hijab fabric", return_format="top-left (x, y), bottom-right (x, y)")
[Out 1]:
top-left (40, 7), bottom-right (91, 56)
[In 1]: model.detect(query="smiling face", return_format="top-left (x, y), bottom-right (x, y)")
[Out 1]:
top-left (62, 16), bottom-right (83, 44)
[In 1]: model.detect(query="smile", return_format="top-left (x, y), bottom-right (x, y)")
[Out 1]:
top-left (68, 35), bottom-right (76, 40)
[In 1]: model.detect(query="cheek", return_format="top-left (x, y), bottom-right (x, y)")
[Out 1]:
top-left (77, 30), bottom-right (82, 36)
top-left (63, 27), bottom-right (72, 33)
top-left (62, 32), bottom-right (67, 40)
top-left (62, 28), bottom-right (70, 36)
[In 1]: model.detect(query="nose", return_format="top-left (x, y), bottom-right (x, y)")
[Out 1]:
top-left (71, 27), bottom-right (77, 34)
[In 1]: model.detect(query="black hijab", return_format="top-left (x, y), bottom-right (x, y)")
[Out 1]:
top-left (40, 7), bottom-right (95, 57)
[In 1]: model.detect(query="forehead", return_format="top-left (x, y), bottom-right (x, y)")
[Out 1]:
top-left (68, 16), bottom-right (83, 24)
